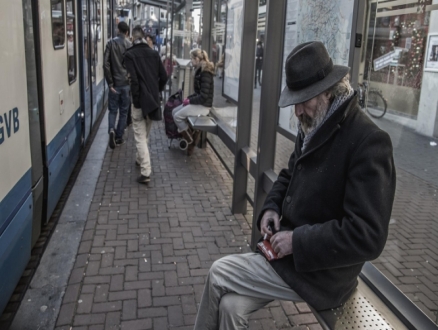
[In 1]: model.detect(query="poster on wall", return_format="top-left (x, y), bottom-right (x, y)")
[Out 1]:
top-left (278, 0), bottom-right (355, 136)
top-left (223, 0), bottom-right (244, 103)
top-left (425, 33), bottom-right (438, 72)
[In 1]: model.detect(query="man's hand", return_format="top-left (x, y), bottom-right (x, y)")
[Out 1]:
top-left (270, 231), bottom-right (293, 259)
top-left (110, 87), bottom-right (119, 94)
top-left (260, 210), bottom-right (280, 240)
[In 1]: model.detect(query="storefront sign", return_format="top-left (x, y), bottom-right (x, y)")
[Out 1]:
top-left (373, 51), bottom-right (395, 71)
top-left (425, 33), bottom-right (438, 72)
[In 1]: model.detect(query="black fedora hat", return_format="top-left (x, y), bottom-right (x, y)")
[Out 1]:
top-left (279, 41), bottom-right (350, 107)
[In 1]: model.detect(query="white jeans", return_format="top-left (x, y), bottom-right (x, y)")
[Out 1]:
top-left (131, 106), bottom-right (152, 177)
top-left (172, 104), bottom-right (210, 132)
top-left (193, 253), bottom-right (303, 330)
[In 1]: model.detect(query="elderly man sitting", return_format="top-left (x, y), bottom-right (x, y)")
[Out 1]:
top-left (193, 41), bottom-right (396, 330)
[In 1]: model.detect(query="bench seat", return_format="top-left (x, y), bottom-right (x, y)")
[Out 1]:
top-left (312, 277), bottom-right (407, 330)
top-left (187, 116), bottom-right (218, 135)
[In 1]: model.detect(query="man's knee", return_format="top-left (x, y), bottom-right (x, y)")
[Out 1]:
top-left (219, 294), bottom-right (247, 326)
top-left (219, 294), bottom-right (240, 315)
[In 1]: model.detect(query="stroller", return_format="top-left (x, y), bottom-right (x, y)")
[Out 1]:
top-left (163, 90), bottom-right (190, 150)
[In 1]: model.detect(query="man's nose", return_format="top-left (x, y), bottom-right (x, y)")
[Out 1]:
top-left (295, 104), bottom-right (304, 117)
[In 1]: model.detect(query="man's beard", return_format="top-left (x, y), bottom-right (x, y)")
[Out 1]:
top-left (298, 96), bottom-right (330, 135)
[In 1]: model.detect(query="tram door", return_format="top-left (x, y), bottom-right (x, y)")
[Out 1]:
top-left (23, 0), bottom-right (45, 248)
top-left (80, 0), bottom-right (93, 143)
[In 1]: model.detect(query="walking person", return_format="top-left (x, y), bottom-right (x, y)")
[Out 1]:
top-left (193, 41), bottom-right (396, 329)
top-left (172, 48), bottom-right (214, 156)
top-left (124, 26), bottom-right (168, 184)
top-left (254, 41), bottom-right (263, 88)
top-left (103, 21), bottom-right (132, 149)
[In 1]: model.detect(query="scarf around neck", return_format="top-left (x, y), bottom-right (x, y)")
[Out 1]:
top-left (299, 86), bottom-right (354, 152)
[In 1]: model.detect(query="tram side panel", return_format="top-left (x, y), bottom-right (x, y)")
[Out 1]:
top-left (0, 1), bottom-right (33, 315)
top-left (39, 0), bottom-right (81, 221)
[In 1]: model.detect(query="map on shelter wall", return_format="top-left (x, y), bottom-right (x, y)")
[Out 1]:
top-left (298, 0), bottom-right (353, 66)
top-left (278, 0), bottom-right (355, 136)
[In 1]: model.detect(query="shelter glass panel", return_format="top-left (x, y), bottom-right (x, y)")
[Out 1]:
top-left (360, 1), bottom-right (438, 322)
top-left (211, 0), bottom-right (244, 133)
top-left (278, 0), bottom-right (355, 137)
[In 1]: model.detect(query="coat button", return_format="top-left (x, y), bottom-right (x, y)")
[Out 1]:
top-left (297, 164), bottom-right (302, 170)
top-left (286, 196), bottom-right (292, 203)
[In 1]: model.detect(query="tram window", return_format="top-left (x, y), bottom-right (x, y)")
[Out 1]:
top-left (66, 0), bottom-right (76, 84)
top-left (97, 0), bottom-right (101, 41)
top-left (107, 1), bottom-right (111, 39)
top-left (51, 0), bottom-right (65, 49)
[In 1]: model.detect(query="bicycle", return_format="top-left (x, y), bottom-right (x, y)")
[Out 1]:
top-left (358, 81), bottom-right (387, 118)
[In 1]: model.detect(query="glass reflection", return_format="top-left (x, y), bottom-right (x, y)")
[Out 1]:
top-left (67, 0), bottom-right (76, 84)
top-left (51, 0), bottom-right (65, 48)
top-left (360, 0), bottom-right (438, 321)
top-left (83, 0), bottom-right (90, 90)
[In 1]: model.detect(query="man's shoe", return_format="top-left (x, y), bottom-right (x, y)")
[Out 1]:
top-left (109, 129), bottom-right (116, 149)
top-left (116, 138), bottom-right (125, 146)
top-left (137, 175), bottom-right (150, 184)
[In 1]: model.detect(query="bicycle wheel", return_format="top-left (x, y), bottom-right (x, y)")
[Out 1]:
top-left (366, 91), bottom-right (387, 118)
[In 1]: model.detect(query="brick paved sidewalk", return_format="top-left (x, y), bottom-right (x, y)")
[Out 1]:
top-left (54, 120), bottom-right (322, 330)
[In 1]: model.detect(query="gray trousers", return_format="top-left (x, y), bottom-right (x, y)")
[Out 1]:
top-left (172, 104), bottom-right (210, 132)
top-left (131, 106), bottom-right (152, 177)
top-left (194, 253), bottom-right (303, 330)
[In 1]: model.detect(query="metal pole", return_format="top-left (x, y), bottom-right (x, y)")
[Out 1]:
top-left (231, 0), bottom-right (258, 214)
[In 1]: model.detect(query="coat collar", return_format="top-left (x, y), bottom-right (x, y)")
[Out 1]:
top-left (296, 92), bottom-right (359, 158)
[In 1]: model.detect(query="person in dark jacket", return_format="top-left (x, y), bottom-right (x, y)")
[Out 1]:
top-left (124, 26), bottom-right (168, 184)
top-left (172, 48), bottom-right (214, 156)
top-left (193, 41), bottom-right (396, 329)
top-left (103, 22), bottom-right (132, 149)
top-left (255, 41), bottom-right (263, 88)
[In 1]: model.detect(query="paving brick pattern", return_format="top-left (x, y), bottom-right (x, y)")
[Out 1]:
top-left (55, 121), bottom-right (322, 330)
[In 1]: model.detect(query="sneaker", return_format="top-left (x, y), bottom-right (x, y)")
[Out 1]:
top-left (116, 138), bottom-right (125, 146)
top-left (137, 175), bottom-right (150, 184)
top-left (109, 129), bottom-right (116, 149)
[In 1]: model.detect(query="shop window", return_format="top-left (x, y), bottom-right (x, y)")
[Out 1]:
top-left (66, 0), bottom-right (76, 84)
top-left (363, 1), bottom-right (433, 118)
top-left (51, 0), bottom-right (65, 49)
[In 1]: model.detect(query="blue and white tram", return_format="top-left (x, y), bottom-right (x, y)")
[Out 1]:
top-left (0, 0), bottom-right (114, 314)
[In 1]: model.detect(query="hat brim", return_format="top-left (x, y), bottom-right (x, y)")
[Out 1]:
top-left (278, 65), bottom-right (350, 107)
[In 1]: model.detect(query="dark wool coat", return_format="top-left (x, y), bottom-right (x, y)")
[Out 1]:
top-left (188, 66), bottom-right (214, 107)
top-left (257, 93), bottom-right (396, 311)
top-left (124, 43), bottom-right (168, 118)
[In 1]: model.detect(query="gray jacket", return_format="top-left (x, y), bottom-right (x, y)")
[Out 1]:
top-left (103, 34), bottom-right (132, 87)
